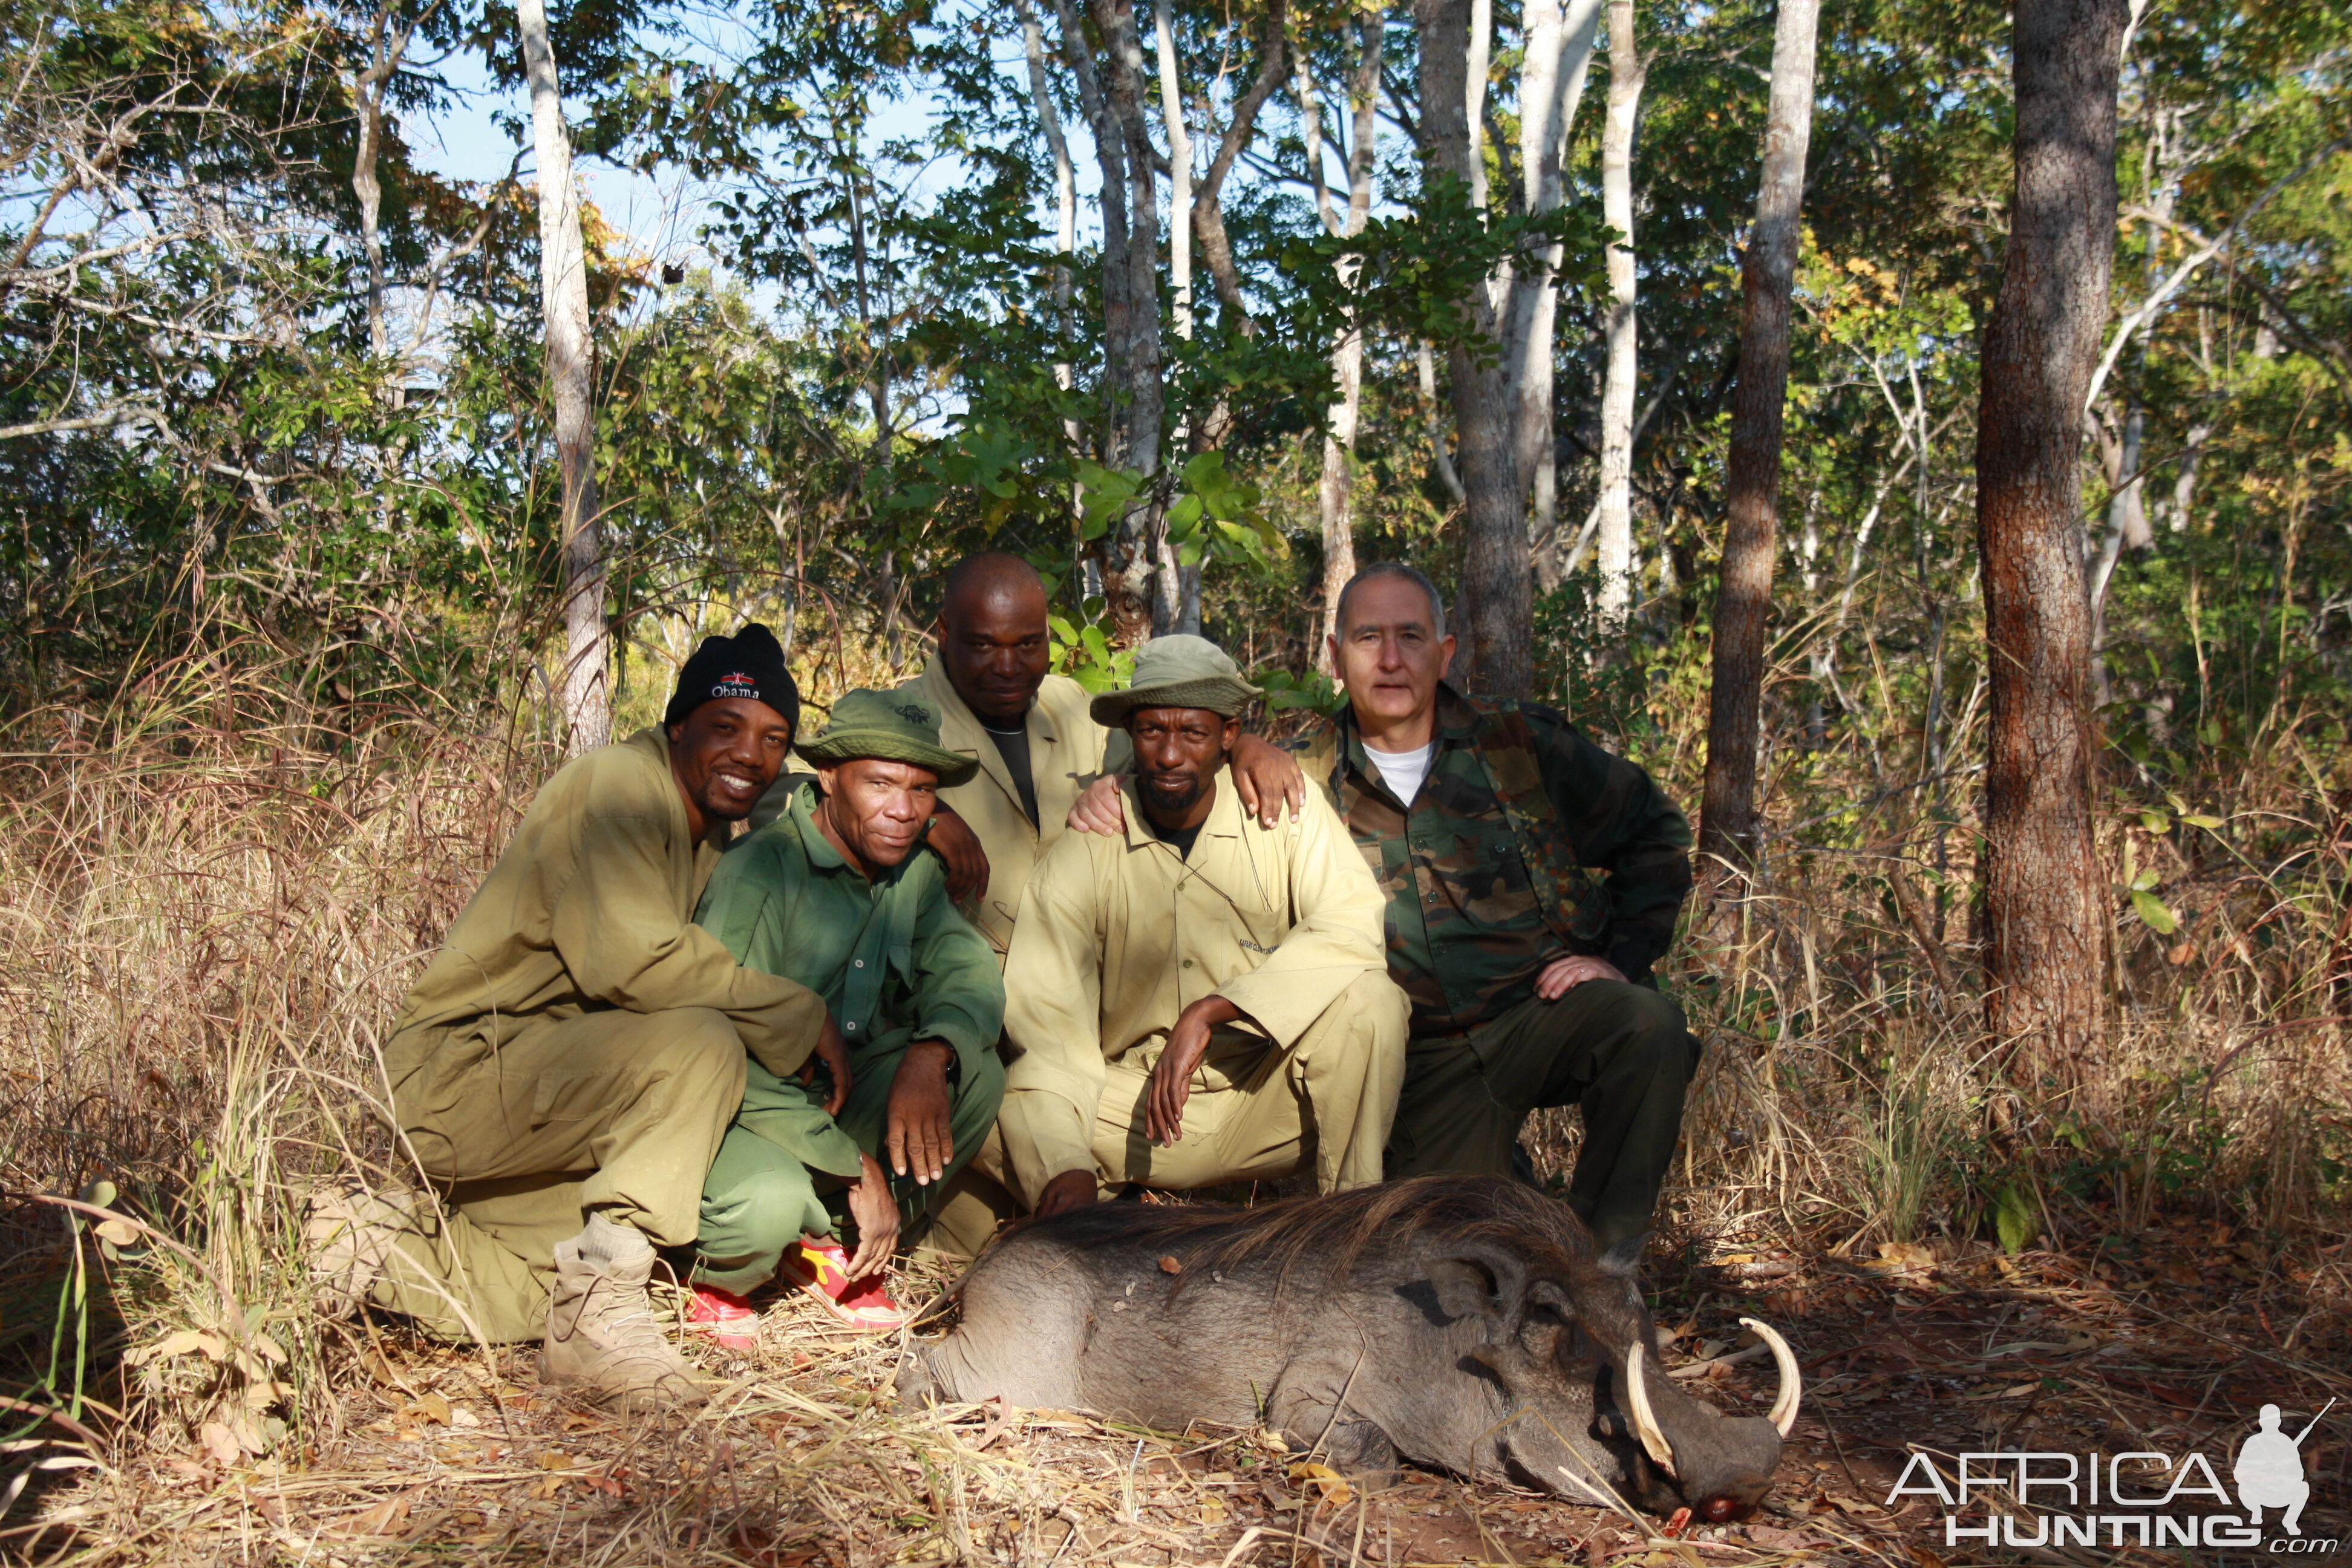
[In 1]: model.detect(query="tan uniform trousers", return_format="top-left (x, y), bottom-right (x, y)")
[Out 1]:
top-left (970, 971), bottom-right (1406, 1226)
top-left (372, 1006), bottom-right (746, 1344)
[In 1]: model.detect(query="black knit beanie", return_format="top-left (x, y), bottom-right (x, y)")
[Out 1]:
top-left (664, 624), bottom-right (800, 737)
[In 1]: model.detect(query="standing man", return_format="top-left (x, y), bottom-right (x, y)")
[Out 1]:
top-left (327, 626), bottom-right (843, 1409)
top-left (687, 690), bottom-right (1004, 1341)
top-left (1311, 563), bottom-right (1698, 1250)
top-left (986, 636), bottom-right (1408, 1215)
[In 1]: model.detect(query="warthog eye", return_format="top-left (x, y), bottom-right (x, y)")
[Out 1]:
top-left (1700, 1494), bottom-right (1751, 1524)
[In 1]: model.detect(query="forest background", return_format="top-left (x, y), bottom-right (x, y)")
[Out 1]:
top-left (0, 0), bottom-right (2349, 1525)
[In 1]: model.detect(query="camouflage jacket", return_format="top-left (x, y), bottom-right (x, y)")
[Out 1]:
top-left (1292, 686), bottom-right (1693, 1036)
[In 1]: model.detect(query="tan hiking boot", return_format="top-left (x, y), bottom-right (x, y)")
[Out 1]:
top-left (305, 1177), bottom-right (418, 1318)
top-left (538, 1236), bottom-right (705, 1411)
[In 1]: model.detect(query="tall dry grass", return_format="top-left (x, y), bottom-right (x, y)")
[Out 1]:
top-left (0, 640), bottom-right (2343, 1500)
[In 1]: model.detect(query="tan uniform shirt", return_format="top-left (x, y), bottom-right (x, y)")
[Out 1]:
top-left (998, 774), bottom-right (1388, 1189)
top-left (385, 727), bottom-right (828, 1096)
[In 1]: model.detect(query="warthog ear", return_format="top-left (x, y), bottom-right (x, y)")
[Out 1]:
top-left (1428, 1246), bottom-right (1527, 1324)
top-left (1596, 1231), bottom-right (1652, 1277)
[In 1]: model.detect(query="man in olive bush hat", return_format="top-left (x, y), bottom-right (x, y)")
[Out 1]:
top-left (685, 690), bottom-right (1006, 1342)
top-left (982, 636), bottom-right (1409, 1217)
top-left (323, 626), bottom-right (844, 1411)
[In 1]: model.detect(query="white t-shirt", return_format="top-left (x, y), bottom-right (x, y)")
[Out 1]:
top-left (1365, 740), bottom-right (1435, 806)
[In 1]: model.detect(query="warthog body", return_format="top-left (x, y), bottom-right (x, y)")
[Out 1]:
top-left (899, 1176), bottom-right (1798, 1520)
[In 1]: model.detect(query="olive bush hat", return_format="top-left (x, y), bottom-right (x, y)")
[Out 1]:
top-left (794, 688), bottom-right (979, 787)
top-left (1087, 635), bottom-right (1258, 728)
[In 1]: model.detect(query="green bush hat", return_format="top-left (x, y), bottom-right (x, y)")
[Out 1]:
top-left (794, 687), bottom-right (980, 787)
top-left (1088, 635), bottom-right (1259, 728)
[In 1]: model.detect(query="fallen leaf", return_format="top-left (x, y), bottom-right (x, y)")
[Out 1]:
top-left (399, 1392), bottom-right (451, 1426)
top-left (450, 1404), bottom-right (483, 1428)
top-left (1910, 1546), bottom-right (1949, 1568)
top-left (198, 1423), bottom-right (240, 1468)
top-left (324, 1492), bottom-right (411, 1539)
top-left (538, 1450), bottom-right (574, 1470)
top-left (93, 1218), bottom-right (142, 1247)
top-left (1157, 1255), bottom-right (1181, 1274)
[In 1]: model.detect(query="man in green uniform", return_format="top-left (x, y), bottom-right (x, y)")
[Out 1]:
top-left (688, 691), bottom-right (1005, 1339)
top-left (327, 626), bottom-right (842, 1409)
top-left (1307, 563), bottom-right (1698, 1249)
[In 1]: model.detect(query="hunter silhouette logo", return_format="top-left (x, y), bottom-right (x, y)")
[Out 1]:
top-left (2239, 1399), bottom-right (2335, 1535)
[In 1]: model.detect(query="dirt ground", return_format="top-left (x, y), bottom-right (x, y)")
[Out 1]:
top-left (11, 1203), bottom-right (2348, 1567)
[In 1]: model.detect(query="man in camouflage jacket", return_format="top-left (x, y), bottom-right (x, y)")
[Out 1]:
top-left (1296, 563), bottom-right (1698, 1250)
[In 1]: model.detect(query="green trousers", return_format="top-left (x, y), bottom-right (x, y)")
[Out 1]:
top-left (1385, 981), bottom-right (1699, 1252)
top-left (692, 1029), bottom-right (1004, 1296)
top-left (377, 1005), bottom-right (748, 1344)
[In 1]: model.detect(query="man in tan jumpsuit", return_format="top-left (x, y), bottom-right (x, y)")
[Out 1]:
top-left (320, 626), bottom-right (841, 1409)
top-left (983, 636), bottom-right (1409, 1216)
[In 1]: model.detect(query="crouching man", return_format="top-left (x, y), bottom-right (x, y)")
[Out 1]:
top-left (979, 636), bottom-right (1408, 1217)
top-left (687, 691), bottom-right (1005, 1339)
top-left (324, 626), bottom-right (841, 1410)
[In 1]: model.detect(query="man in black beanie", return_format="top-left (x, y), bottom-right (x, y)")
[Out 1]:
top-left (312, 626), bottom-right (847, 1411)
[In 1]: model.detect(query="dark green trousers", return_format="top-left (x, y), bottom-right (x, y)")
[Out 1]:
top-left (693, 1031), bottom-right (1005, 1295)
top-left (1384, 981), bottom-right (1699, 1251)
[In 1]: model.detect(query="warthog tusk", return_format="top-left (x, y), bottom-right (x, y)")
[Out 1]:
top-left (1739, 1316), bottom-right (1802, 1437)
top-left (1623, 1339), bottom-right (1678, 1477)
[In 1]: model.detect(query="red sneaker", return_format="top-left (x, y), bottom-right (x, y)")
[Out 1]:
top-left (687, 1284), bottom-right (760, 1351)
top-left (776, 1240), bottom-right (910, 1333)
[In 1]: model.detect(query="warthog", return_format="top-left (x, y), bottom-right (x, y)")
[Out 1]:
top-left (899, 1175), bottom-right (1799, 1521)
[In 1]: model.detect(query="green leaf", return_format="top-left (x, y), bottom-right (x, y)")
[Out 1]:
top-left (2180, 814), bottom-right (2224, 830)
top-left (2129, 889), bottom-right (2179, 934)
top-left (1992, 1174), bottom-right (2039, 1255)
top-left (2139, 811), bottom-right (2169, 834)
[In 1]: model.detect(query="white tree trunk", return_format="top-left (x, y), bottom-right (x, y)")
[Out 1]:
top-left (1595, 0), bottom-right (1645, 633)
top-left (1466, 0), bottom-right (1493, 213)
top-left (1155, 0), bottom-right (1194, 342)
top-left (518, 0), bottom-right (609, 752)
top-left (1508, 0), bottom-right (1604, 576)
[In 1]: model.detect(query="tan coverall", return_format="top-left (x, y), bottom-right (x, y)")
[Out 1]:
top-left (379, 728), bottom-right (826, 1343)
top-left (983, 777), bottom-right (1409, 1203)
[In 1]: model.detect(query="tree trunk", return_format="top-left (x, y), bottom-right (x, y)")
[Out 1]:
top-left (1975, 0), bottom-right (2124, 1117)
top-left (1594, 0), bottom-right (1645, 638)
top-left (1417, 0), bottom-right (1526, 697)
top-left (1699, 0), bottom-right (1820, 889)
top-left (1508, 0), bottom-right (1604, 577)
top-left (1155, 0), bottom-right (1194, 342)
top-left (518, 0), bottom-right (609, 753)
top-left (1307, 22), bottom-right (1380, 665)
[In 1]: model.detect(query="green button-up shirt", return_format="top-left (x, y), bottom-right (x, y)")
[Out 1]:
top-left (696, 782), bottom-right (1005, 1175)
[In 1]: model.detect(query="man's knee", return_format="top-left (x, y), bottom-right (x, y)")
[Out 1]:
top-left (638, 1007), bottom-right (751, 1096)
top-left (704, 1160), bottom-right (812, 1249)
top-left (1600, 984), bottom-right (1697, 1076)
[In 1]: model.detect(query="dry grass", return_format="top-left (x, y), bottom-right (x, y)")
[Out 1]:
top-left (0, 663), bottom-right (2347, 1564)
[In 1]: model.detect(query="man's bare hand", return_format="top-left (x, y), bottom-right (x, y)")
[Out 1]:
top-left (842, 1151), bottom-right (901, 1279)
top-left (799, 1013), bottom-right (852, 1115)
top-left (1035, 1169), bottom-right (1099, 1218)
top-left (1068, 774), bottom-right (1126, 835)
top-left (886, 1040), bottom-right (956, 1186)
top-left (1535, 953), bottom-right (1626, 1000)
top-left (924, 807), bottom-right (991, 904)
top-left (1230, 732), bottom-right (1306, 828)
top-left (1148, 995), bottom-right (1242, 1146)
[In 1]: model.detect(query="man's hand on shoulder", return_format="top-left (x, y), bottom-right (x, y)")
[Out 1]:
top-left (1068, 774), bottom-right (1126, 835)
top-left (1535, 953), bottom-right (1625, 999)
top-left (924, 805), bottom-right (991, 903)
top-left (885, 1039), bottom-right (957, 1186)
top-left (1230, 732), bottom-right (1305, 828)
